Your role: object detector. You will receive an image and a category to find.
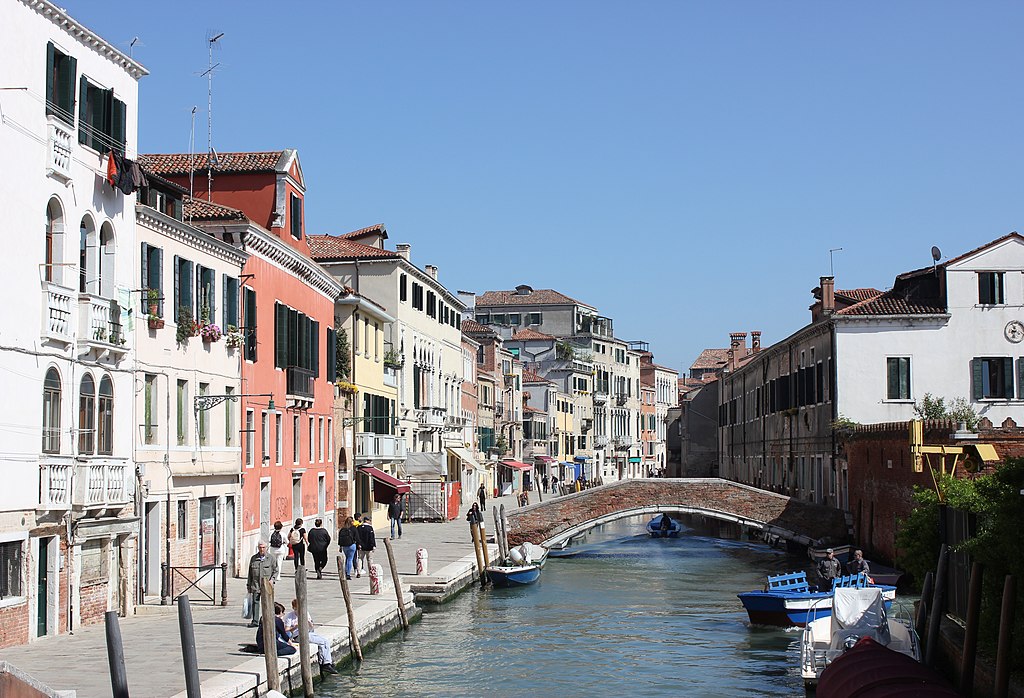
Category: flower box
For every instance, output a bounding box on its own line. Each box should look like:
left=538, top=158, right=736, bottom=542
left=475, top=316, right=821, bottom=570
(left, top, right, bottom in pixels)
left=148, top=316, right=165, bottom=330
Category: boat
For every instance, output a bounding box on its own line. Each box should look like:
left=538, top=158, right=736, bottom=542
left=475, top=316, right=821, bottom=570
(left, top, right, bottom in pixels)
left=486, top=542, right=548, bottom=587
left=646, top=514, right=680, bottom=538
left=800, top=587, right=920, bottom=687
left=816, top=636, right=958, bottom=697
left=737, top=571, right=896, bottom=627
left=807, top=544, right=904, bottom=587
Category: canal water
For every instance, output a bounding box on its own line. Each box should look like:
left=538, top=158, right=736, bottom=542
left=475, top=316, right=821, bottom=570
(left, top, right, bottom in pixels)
left=327, top=515, right=814, bottom=697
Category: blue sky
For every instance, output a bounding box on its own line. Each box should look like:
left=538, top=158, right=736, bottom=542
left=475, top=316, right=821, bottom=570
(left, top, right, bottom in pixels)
left=68, top=2, right=1024, bottom=374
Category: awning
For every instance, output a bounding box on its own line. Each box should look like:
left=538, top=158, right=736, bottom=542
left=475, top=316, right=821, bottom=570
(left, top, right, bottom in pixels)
left=500, top=460, right=533, bottom=471
left=402, top=452, right=444, bottom=479
left=359, top=466, right=411, bottom=494
left=533, top=455, right=556, bottom=463
left=573, top=455, right=591, bottom=462
left=447, top=446, right=485, bottom=473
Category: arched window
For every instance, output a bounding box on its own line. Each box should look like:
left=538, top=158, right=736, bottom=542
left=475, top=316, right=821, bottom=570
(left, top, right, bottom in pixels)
left=45, top=198, right=65, bottom=284
left=78, top=374, right=95, bottom=455
left=79, top=216, right=93, bottom=294
left=97, top=375, right=113, bottom=455
left=98, top=221, right=114, bottom=298
left=42, top=368, right=61, bottom=453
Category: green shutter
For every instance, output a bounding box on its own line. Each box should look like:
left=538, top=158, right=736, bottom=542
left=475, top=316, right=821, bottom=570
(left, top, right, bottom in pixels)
left=181, top=261, right=193, bottom=316
left=61, top=54, right=76, bottom=121
left=111, top=98, right=126, bottom=154
left=972, top=359, right=984, bottom=400
left=244, top=288, right=257, bottom=361
left=1003, top=358, right=1014, bottom=399
left=45, top=42, right=55, bottom=115
left=275, top=303, right=287, bottom=369
left=77, top=76, right=88, bottom=144
left=312, top=320, right=319, bottom=378
left=155, top=247, right=163, bottom=316
left=1018, top=359, right=1024, bottom=400
left=140, top=242, right=149, bottom=313
left=173, top=255, right=180, bottom=321
left=327, top=328, right=337, bottom=383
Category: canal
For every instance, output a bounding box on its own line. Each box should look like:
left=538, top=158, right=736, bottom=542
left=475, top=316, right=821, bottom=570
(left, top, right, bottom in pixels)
left=328, top=514, right=814, bottom=697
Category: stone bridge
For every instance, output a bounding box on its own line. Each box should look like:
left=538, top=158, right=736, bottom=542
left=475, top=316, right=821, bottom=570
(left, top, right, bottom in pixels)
left=506, top=478, right=850, bottom=548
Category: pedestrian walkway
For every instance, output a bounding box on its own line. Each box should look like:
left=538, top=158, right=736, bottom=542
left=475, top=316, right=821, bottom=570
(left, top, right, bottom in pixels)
left=0, top=494, right=525, bottom=698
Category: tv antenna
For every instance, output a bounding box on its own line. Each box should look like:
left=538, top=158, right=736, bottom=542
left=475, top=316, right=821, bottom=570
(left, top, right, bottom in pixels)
left=128, top=37, right=140, bottom=58
left=188, top=106, right=197, bottom=220
left=200, top=31, right=224, bottom=201
left=829, top=247, right=843, bottom=277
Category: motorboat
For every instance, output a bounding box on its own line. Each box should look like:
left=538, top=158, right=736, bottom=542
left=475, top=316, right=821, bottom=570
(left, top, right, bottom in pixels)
left=800, top=587, right=920, bottom=687
left=738, top=571, right=896, bottom=627
left=486, top=542, right=548, bottom=587
left=816, top=636, right=958, bottom=697
left=807, top=544, right=904, bottom=586
left=646, top=514, right=680, bottom=538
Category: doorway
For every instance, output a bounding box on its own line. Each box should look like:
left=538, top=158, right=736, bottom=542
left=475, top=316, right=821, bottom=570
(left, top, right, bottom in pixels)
left=145, top=502, right=161, bottom=596
left=260, top=481, right=271, bottom=543
left=199, top=497, right=217, bottom=568
left=225, top=496, right=236, bottom=574
left=35, top=536, right=57, bottom=638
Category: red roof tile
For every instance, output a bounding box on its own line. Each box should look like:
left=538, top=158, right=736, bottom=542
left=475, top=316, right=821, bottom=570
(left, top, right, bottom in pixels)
left=509, top=328, right=555, bottom=341
left=835, top=292, right=946, bottom=317
left=521, top=368, right=554, bottom=384
left=183, top=197, right=248, bottom=222
left=477, top=288, right=594, bottom=308
left=307, top=234, right=400, bottom=260
left=836, top=288, right=884, bottom=302
left=690, top=349, right=729, bottom=370
left=141, top=151, right=286, bottom=175
left=522, top=405, right=545, bottom=414
left=340, top=224, right=387, bottom=240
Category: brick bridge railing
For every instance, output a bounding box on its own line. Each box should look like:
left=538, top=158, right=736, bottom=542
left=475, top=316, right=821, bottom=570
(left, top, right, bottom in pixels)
left=506, top=478, right=850, bottom=548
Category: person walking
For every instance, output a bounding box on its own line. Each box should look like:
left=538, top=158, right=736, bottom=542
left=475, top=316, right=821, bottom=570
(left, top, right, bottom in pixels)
left=246, top=541, right=278, bottom=628
left=388, top=495, right=404, bottom=540
left=817, top=548, right=842, bottom=587
left=268, top=521, right=287, bottom=582
left=355, top=515, right=376, bottom=578
left=307, top=518, right=332, bottom=579
left=466, top=502, right=483, bottom=526
left=550, top=475, right=558, bottom=494
left=288, top=518, right=307, bottom=571
left=477, top=482, right=487, bottom=512
left=284, top=598, right=338, bottom=674
left=337, top=516, right=357, bottom=580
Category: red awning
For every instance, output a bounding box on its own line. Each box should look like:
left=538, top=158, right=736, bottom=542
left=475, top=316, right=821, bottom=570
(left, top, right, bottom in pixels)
left=500, top=460, right=533, bottom=471
left=533, top=456, right=556, bottom=463
left=359, top=466, right=411, bottom=495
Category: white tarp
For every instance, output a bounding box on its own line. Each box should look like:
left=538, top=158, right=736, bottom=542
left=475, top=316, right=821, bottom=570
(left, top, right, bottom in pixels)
left=831, top=587, right=890, bottom=644
left=447, top=446, right=485, bottom=473
left=402, top=451, right=444, bottom=479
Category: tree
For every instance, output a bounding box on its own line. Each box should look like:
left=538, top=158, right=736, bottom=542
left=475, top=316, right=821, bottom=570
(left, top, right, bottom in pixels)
left=913, top=393, right=979, bottom=430
left=334, top=325, right=351, bottom=381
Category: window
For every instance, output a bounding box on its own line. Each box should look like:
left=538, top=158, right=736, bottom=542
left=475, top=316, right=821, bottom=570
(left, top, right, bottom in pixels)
left=292, top=476, right=302, bottom=519
left=198, top=383, right=209, bottom=445
left=427, top=291, right=436, bottom=318
left=261, top=412, right=269, bottom=465
left=978, top=272, right=1005, bottom=305
left=972, top=357, right=1013, bottom=400
left=273, top=302, right=319, bottom=377
left=176, top=501, right=188, bottom=540
left=45, top=42, right=77, bottom=124
left=400, top=274, right=408, bottom=302
left=318, top=474, right=326, bottom=515
left=45, top=198, right=64, bottom=284
left=42, top=368, right=61, bottom=454
left=195, top=265, right=216, bottom=323
left=97, top=375, right=113, bottom=455
left=374, top=322, right=380, bottom=362
left=222, top=276, right=239, bottom=330
left=140, top=243, right=163, bottom=316
left=290, top=193, right=303, bottom=239
left=318, top=417, right=325, bottom=462
left=309, top=416, right=315, bottom=462
left=293, top=415, right=300, bottom=464
left=176, top=380, right=188, bottom=445
left=243, top=287, right=257, bottom=361
left=78, top=76, right=125, bottom=153
left=412, top=283, right=423, bottom=310
left=78, top=374, right=95, bottom=455
left=0, top=540, right=23, bottom=599
left=476, top=313, right=490, bottom=324
left=244, top=409, right=254, bottom=467
left=173, top=256, right=194, bottom=323
left=326, top=327, right=337, bottom=383
left=886, top=357, right=911, bottom=400
left=528, top=312, right=542, bottom=325
left=224, top=387, right=234, bottom=446
left=509, top=313, right=521, bottom=325
left=327, top=418, right=333, bottom=461
left=275, top=413, right=282, bottom=465
left=493, top=313, right=507, bottom=325
left=80, top=539, right=108, bottom=583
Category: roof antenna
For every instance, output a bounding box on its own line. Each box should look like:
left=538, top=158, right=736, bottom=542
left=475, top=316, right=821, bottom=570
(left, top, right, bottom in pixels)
left=128, top=37, right=140, bottom=58
left=828, top=247, right=843, bottom=277
left=188, top=105, right=197, bottom=222
left=931, top=245, right=942, bottom=276
left=201, top=31, right=224, bottom=201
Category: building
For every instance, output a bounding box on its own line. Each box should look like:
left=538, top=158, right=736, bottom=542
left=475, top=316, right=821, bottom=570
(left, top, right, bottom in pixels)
left=134, top=174, right=247, bottom=599
left=144, top=150, right=341, bottom=561
left=0, top=0, right=147, bottom=646
left=638, top=347, right=680, bottom=477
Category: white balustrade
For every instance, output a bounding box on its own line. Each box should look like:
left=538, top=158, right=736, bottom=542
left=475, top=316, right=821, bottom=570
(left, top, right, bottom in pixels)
left=39, top=462, right=72, bottom=508
left=354, top=432, right=408, bottom=460
left=42, top=282, right=74, bottom=342
left=47, top=117, right=73, bottom=181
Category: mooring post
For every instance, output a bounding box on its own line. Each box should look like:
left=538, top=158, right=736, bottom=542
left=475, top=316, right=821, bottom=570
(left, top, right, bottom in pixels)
left=220, top=562, right=229, bottom=606
left=470, top=521, right=487, bottom=587
left=260, top=577, right=281, bottom=692
left=925, top=544, right=949, bottom=667
left=294, top=566, right=314, bottom=697
left=177, top=595, right=201, bottom=698
left=915, top=570, right=934, bottom=641
left=104, top=610, right=129, bottom=698
left=384, top=537, right=410, bottom=630
left=479, top=520, right=492, bottom=571
left=959, top=562, right=983, bottom=695
left=492, top=506, right=505, bottom=561
left=337, top=555, right=363, bottom=662
left=993, top=575, right=1016, bottom=698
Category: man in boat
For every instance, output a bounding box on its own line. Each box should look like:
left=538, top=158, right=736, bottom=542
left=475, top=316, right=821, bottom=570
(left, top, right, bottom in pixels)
left=660, top=514, right=673, bottom=531
left=817, top=548, right=842, bottom=586
left=849, top=549, right=871, bottom=577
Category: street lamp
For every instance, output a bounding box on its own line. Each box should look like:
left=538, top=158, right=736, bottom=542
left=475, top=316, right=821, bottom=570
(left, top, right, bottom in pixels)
left=194, top=392, right=275, bottom=414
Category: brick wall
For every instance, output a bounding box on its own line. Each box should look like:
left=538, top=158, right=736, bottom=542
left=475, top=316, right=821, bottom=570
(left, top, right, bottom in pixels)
left=78, top=579, right=108, bottom=627
left=0, top=600, right=29, bottom=649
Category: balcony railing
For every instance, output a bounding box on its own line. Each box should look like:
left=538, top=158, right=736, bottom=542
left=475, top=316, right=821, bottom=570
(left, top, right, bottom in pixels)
left=47, top=116, right=73, bottom=181
left=286, top=366, right=315, bottom=399
left=42, top=281, right=74, bottom=343
left=415, top=407, right=446, bottom=430
left=39, top=461, right=72, bottom=508
left=82, top=463, right=129, bottom=507
left=383, top=366, right=399, bottom=388
left=78, top=294, right=125, bottom=349
left=445, top=414, right=467, bottom=430
left=40, top=461, right=130, bottom=510
left=614, top=435, right=634, bottom=448
left=615, top=393, right=629, bottom=406
left=354, top=432, right=407, bottom=461
left=594, top=435, right=610, bottom=448
left=592, top=392, right=608, bottom=406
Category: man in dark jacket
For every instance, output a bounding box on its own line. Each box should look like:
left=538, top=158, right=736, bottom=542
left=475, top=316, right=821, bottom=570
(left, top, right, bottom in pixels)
left=356, top=515, right=376, bottom=578
left=388, top=496, right=404, bottom=540
left=246, top=542, right=278, bottom=627
left=307, top=518, right=332, bottom=580
left=817, top=548, right=842, bottom=587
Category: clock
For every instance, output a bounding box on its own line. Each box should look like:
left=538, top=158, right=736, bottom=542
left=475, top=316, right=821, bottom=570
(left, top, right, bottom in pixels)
left=1005, top=320, right=1024, bottom=343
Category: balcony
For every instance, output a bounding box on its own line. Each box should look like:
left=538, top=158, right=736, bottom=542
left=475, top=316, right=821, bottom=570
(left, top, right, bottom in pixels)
left=445, top=414, right=467, bottom=430
left=47, top=116, right=73, bottom=182
left=581, top=418, right=594, bottom=432
left=415, top=407, right=446, bottom=431
left=594, top=435, right=610, bottom=448
left=592, top=392, right=608, bottom=406
left=383, top=366, right=399, bottom=388
left=77, top=294, right=128, bottom=360
left=504, top=373, right=517, bottom=387
left=41, top=281, right=74, bottom=345
left=39, top=460, right=72, bottom=509
left=286, top=366, right=315, bottom=400
left=616, top=393, right=629, bottom=406
left=354, top=432, right=407, bottom=461
left=614, top=435, right=634, bottom=449
left=39, top=461, right=130, bottom=511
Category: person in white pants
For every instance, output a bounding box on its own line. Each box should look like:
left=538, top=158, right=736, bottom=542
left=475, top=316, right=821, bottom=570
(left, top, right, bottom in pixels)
left=269, top=521, right=288, bottom=582
left=284, top=599, right=337, bottom=674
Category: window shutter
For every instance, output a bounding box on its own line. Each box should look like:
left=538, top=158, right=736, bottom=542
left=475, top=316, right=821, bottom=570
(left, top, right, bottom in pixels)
left=1003, top=358, right=1014, bottom=399
left=45, top=42, right=55, bottom=115
left=972, top=359, right=983, bottom=400
left=1018, top=359, right=1024, bottom=400
left=155, top=247, right=163, bottom=316
left=182, top=261, right=193, bottom=316
left=222, top=275, right=228, bottom=329
left=111, top=98, right=126, bottom=154
left=327, top=328, right=336, bottom=383
left=886, top=358, right=897, bottom=400
left=173, top=255, right=180, bottom=321
left=312, top=320, right=319, bottom=378
left=275, top=303, right=287, bottom=369
left=77, top=76, right=88, bottom=144
left=244, top=288, right=257, bottom=361
left=140, top=242, right=149, bottom=313
left=208, top=269, right=216, bottom=322
left=62, top=54, right=77, bottom=120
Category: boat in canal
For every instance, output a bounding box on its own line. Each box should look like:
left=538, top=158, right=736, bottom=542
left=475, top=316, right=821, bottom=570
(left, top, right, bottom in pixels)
left=800, top=587, right=920, bottom=687
left=737, top=571, right=896, bottom=627
left=807, top=544, right=904, bottom=586
left=486, top=542, right=548, bottom=587
left=646, top=514, right=680, bottom=538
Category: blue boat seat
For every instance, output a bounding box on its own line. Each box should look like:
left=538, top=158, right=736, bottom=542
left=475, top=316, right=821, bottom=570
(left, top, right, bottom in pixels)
left=765, top=571, right=810, bottom=593
left=831, top=572, right=871, bottom=590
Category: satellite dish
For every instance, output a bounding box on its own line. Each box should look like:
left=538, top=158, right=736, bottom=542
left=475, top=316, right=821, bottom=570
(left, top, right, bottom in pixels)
left=931, top=246, right=942, bottom=262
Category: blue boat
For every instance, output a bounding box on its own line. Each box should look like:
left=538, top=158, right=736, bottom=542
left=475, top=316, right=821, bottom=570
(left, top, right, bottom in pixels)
left=486, top=563, right=542, bottom=587
left=646, top=514, right=680, bottom=538
left=737, top=571, right=896, bottom=627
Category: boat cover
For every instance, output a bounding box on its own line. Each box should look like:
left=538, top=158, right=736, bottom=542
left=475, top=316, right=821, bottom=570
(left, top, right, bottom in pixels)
left=817, top=637, right=959, bottom=698
left=831, top=587, right=890, bottom=644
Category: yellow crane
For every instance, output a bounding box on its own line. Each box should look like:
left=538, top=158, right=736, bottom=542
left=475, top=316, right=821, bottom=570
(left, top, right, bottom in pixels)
left=909, top=419, right=999, bottom=501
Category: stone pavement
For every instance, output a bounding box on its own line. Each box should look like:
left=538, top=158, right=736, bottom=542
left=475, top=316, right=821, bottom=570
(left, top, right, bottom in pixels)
left=0, top=494, right=524, bottom=698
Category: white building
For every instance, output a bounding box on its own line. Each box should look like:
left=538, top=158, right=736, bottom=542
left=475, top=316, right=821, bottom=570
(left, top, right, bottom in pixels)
left=0, top=0, right=146, bottom=645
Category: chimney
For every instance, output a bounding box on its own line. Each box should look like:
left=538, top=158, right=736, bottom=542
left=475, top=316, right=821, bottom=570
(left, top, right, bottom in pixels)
left=515, top=284, right=533, bottom=296
left=458, top=290, right=476, bottom=314
left=425, top=265, right=438, bottom=280
left=820, top=276, right=835, bottom=316
left=751, top=331, right=761, bottom=353
left=396, top=243, right=411, bottom=260
left=729, top=332, right=747, bottom=370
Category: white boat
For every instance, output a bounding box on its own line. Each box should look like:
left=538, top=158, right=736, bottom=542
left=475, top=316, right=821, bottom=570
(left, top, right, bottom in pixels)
left=800, top=587, right=920, bottom=686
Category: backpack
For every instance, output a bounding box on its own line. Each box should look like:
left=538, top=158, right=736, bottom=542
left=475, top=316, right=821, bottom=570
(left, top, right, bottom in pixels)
left=288, top=528, right=300, bottom=545
left=270, top=530, right=283, bottom=548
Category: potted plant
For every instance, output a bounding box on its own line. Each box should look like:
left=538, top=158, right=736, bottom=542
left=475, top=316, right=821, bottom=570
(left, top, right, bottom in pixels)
left=148, top=313, right=165, bottom=330
left=176, top=307, right=197, bottom=344
left=383, top=348, right=403, bottom=368
left=147, top=288, right=161, bottom=316
left=200, top=322, right=223, bottom=343
left=336, top=380, right=359, bottom=395
left=224, top=325, right=244, bottom=349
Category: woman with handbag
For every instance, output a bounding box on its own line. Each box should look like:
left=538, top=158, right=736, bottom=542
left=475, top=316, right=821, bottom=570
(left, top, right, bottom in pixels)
left=337, top=516, right=357, bottom=580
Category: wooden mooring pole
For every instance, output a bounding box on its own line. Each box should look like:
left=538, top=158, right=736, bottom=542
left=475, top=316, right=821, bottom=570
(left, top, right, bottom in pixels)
left=294, top=566, right=314, bottom=698
left=492, top=506, right=505, bottom=561
left=260, top=578, right=281, bottom=693
left=479, top=521, right=492, bottom=571
left=993, top=575, right=1016, bottom=698
left=104, top=610, right=129, bottom=698
left=915, top=570, right=934, bottom=641
left=959, top=562, right=983, bottom=696
left=925, top=544, right=949, bottom=667
left=383, top=537, right=410, bottom=630
left=176, top=596, right=201, bottom=698
left=470, top=522, right=487, bottom=587
left=336, top=555, right=363, bottom=662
